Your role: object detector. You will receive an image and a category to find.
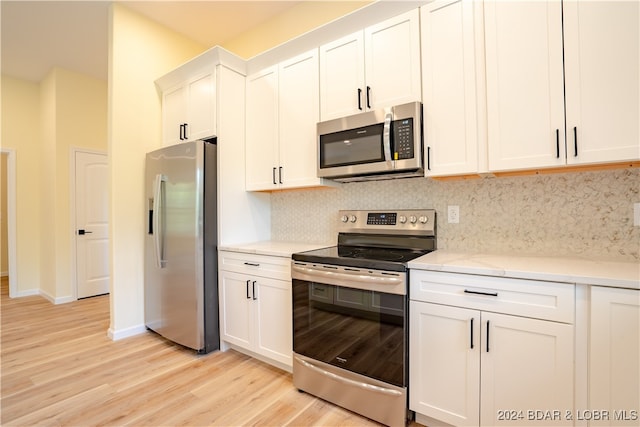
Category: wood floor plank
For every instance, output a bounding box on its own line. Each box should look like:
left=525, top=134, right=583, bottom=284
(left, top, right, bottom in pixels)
left=0, top=278, right=420, bottom=426
left=4, top=384, right=116, bottom=427
left=245, top=386, right=318, bottom=426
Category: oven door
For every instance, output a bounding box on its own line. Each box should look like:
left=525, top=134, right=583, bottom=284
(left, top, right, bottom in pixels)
left=291, top=262, right=408, bottom=388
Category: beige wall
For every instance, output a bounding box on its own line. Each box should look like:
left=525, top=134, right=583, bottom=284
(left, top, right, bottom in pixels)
left=1, top=76, right=42, bottom=293
left=1, top=153, right=8, bottom=275
left=108, top=3, right=206, bottom=337
left=0, top=68, right=107, bottom=299
left=53, top=68, right=108, bottom=300
left=39, top=70, right=57, bottom=298
left=106, top=1, right=375, bottom=337
left=222, top=1, right=371, bottom=58
left=38, top=68, right=109, bottom=301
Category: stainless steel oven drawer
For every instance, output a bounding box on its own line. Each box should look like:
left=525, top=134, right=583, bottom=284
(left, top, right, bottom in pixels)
left=293, top=353, right=408, bottom=426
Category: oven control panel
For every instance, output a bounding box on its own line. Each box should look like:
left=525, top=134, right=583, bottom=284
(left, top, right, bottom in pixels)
left=338, top=209, right=436, bottom=235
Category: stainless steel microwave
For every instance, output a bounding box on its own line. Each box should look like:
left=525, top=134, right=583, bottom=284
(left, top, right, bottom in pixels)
left=317, top=101, right=424, bottom=182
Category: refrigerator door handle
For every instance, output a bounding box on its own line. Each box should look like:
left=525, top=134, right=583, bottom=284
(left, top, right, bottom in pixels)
left=153, top=173, right=166, bottom=269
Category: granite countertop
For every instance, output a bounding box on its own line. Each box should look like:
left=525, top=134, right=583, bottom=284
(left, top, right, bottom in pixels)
left=219, top=241, right=332, bottom=258
left=408, top=250, right=640, bottom=290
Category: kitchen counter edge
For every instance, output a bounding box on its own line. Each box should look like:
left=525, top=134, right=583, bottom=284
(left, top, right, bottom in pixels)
left=408, top=250, right=640, bottom=290
left=219, top=241, right=332, bottom=258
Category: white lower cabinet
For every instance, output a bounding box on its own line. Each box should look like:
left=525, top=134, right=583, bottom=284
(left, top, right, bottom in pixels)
left=218, top=251, right=292, bottom=370
left=589, top=286, right=640, bottom=426
left=410, top=302, right=480, bottom=425
left=410, top=270, right=575, bottom=426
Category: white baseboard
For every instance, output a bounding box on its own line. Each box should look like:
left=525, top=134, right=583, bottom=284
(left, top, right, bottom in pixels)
left=108, top=324, right=147, bottom=341
left=223, top=341, right=292, bottom=373
left=39, top=289, right=74, bottom=305
left=13, top=288, right=40, bottom=298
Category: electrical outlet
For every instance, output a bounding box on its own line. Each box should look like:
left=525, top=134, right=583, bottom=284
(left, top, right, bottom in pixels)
left=634, top=203, right=640, bottom=227
left=448, top=205, right=460, bottom=224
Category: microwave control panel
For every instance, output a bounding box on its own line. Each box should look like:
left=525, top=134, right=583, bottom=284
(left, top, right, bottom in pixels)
left=392, top=118, right=414, bottom=160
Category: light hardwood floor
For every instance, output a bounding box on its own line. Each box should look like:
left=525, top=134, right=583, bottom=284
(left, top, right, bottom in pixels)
left=1, top=278, right=418, bottom=426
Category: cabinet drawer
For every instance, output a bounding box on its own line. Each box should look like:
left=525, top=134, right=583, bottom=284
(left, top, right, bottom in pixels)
left=219, top=251, right=291, bottom=281
left=410, top=270, right=574, bottom=323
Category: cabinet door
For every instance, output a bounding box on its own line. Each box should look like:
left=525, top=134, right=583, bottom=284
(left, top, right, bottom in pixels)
left=422, top=0, right=483, bottom=177
left=254, top=277, right=292, bottom=367
left=409, top=301, right=480, bottom=426
left=481, top=312, right=574, bottom=426
left=365, top=9, right=421, bottom=110
left=563, top=1, right=640, bottom=165
left=185, top=72, right=216, bottom=142
left=319, top=31, right=365, bottom=120
left=485, top=0, right=565, bottom=171
left=162, top=85, right=187, bottom=146
left=219, top=270, right=252, bottom=349
left=246, top=66, right=279, bottom=191
left=278, top=49, right=322, bottom=189
left=590, top=287, right=640, bottom=426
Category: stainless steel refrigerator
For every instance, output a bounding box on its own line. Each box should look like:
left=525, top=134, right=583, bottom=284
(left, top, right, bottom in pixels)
left=144, top=139, right=219, bottom=353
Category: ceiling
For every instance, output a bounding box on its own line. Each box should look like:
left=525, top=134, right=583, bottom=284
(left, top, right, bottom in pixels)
left=1, top=1, right=303, bottom=82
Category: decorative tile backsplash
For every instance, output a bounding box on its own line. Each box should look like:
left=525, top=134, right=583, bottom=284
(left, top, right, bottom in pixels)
left=271, top=168, right=640, bottom=261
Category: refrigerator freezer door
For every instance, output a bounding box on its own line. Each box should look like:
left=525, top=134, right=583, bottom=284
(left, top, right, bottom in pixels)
left=145, top=141, right=205, bottom=350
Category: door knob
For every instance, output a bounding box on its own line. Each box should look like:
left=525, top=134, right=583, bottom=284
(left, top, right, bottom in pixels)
left=77, top=229, right=93, bottom=235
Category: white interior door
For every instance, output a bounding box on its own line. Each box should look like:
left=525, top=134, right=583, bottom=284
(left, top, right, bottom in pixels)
left=75, top=151, right=109, bottom=298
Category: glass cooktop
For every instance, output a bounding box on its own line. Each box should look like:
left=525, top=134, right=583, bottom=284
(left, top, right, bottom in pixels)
left=292, top=244, right=433, bottom=272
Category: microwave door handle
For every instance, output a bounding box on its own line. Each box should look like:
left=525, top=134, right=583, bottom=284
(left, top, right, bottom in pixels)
left=383, top=112, right=393, bottom=166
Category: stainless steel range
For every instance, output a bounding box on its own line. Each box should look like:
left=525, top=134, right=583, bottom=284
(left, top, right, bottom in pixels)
left=291, top=209, right=436, bottom=426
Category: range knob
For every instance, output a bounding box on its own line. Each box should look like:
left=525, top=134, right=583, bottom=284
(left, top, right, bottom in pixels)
left=341, top=215, right=349, bottom=223
left=409, top=215, right=417, bottom=224
left=419, top=215, right=429, bottom=224
left=349, top=215, right=357, bottom=223
left=398, top=215, right=407, bottom=224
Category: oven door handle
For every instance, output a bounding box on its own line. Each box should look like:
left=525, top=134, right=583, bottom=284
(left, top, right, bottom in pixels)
left=292, top=265, right=404, bottom=286
left=294, top=356, right=402, bottom=397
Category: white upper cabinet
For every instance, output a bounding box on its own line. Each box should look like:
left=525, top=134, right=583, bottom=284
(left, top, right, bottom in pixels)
left=246, top=49, right=334, bottom=191
left=485, top=0, right=640, bottom=172
left=245, top=66, right=279, bottom=191
left=563, top=1, right=640, bottom=165
left=319, top=9, right=421, bottom=121
left=484, top=0, right=565, bottom=171
left=278, top=50, right=323, bottom=189
left=161, top=85, right=187, bottom=147
left=319, top=32, right=365, bottom=121
left=161, top=71, right=216, bottom=146
left=364, top=9, right=422, bottom=111
left=421, top=0, right=486, bottom=177
left=185, top=73, right=216, bottom=141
